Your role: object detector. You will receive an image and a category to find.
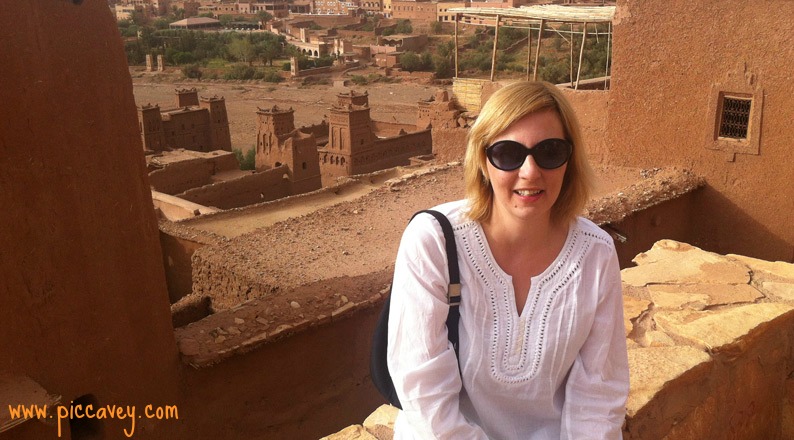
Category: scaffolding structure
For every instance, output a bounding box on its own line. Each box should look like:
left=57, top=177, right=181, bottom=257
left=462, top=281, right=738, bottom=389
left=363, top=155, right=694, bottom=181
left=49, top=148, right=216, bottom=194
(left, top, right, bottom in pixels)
left=449, top=5, right=616, bottom=90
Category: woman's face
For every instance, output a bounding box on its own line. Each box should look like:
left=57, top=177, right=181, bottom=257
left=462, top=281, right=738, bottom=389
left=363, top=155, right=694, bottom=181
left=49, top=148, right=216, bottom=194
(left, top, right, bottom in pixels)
left=485, top=109, right=568, bottom=226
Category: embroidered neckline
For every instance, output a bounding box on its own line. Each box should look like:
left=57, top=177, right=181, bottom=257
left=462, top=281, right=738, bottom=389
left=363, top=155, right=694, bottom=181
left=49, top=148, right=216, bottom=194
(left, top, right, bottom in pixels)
left=459, top=219, right=593, bottom=384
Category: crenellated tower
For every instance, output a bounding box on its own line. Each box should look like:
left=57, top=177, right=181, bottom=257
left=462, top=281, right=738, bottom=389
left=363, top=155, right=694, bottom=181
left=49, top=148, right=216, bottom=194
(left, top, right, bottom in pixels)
left=200, top=95, right=231, bottom=151
left=324, top=90, right=374, bottom=179
left=138, top=104, right=165, bottom=152
left=254, top=105, right=321, bottom=193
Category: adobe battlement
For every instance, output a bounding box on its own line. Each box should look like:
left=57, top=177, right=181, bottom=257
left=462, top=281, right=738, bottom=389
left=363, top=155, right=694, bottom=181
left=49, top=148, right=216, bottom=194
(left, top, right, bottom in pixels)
left=138, top=89, right=232, bottom=153
left=200, top=95, right=225, bottom=103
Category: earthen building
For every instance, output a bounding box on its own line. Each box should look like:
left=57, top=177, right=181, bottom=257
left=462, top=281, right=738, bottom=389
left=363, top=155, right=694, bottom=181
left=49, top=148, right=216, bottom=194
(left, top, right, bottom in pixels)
left=138, top=88, right=232, bottom=153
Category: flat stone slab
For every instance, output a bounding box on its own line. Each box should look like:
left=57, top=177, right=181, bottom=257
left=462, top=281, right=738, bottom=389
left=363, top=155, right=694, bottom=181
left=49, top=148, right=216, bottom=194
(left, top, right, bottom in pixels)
left=761, top=281, right=794, bottom=302
left=622, top=240, right=749, bottom=287
left=647, top=283, right=762, bottom=310
left=654, top=303, right=794, bottom=351
left=730, top=254, right=794, bottom=280
left=363, top=404, right=398, bottom=430
left=626, top=346, right=711, bottom=416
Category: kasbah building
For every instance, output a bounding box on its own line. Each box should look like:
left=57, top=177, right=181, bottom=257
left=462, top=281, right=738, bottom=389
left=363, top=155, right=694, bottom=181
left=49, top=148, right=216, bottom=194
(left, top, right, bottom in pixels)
left=2, top=1, right=794, bottom=440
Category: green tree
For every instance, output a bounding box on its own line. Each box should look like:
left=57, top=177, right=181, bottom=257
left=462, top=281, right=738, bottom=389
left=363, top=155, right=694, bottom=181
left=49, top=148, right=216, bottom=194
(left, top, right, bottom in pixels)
left=228, top=36, right=256, bottom=65
left=257, top=11, right=272, bottom=29
left=130, top=10, right=149, bottom=26
left=218, top=15, right=234, bottom=27
left=254, top=34, right=284, bottom=66
left=394, top=19, right=412, bottom=34
left=153, top=18, right=170, bottom=30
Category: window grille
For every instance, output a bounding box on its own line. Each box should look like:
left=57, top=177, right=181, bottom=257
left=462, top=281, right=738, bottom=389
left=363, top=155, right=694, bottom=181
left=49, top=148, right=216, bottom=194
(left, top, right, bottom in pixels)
left=719, top=97, right=752, bottom=139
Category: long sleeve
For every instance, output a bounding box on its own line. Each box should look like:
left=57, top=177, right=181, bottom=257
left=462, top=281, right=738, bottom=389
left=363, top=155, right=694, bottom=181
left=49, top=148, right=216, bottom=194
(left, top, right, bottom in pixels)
left=561, top=247, right=629, bottom=439
left=387, top=213, right=488, bottom=439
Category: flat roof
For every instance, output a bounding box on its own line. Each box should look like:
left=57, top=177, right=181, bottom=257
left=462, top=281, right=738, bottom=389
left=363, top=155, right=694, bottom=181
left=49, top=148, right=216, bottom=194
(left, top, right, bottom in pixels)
left=170, top=17, right=221, bottom=26
left=449, top=4, right=616, bottom=24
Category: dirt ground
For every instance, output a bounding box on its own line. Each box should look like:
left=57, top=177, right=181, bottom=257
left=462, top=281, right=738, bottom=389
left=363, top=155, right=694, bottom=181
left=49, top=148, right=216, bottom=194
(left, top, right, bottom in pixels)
left=131, top=71, right=445, bottom=151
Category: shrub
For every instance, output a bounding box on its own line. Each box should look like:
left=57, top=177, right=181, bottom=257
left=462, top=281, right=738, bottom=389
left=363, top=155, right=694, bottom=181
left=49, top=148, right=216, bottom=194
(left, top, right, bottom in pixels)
left=170, top=51, right=196, bottom=65
left=224, top=64, right=257, bottom=80
left=233, top=148, right=256, bottom=170
left=400, top=51, right=433, bottom=72
left=350, top=75, right=368, bottom=85
left=262, top=71, right=283, bottom=83
left=394, top=19, right=412, bottom=34
left=182, top=64, right=203, bottom=79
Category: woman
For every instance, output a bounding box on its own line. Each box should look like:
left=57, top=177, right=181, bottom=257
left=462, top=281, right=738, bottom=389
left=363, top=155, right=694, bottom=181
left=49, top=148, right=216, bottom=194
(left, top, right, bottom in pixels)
left=387, top=81, right=629, bottom=439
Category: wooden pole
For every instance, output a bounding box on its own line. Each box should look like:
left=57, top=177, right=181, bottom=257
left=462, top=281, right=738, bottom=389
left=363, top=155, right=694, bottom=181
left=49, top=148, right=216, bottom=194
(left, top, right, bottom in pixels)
left=526, top=24, right=532, bottom=81
left=575, top=21, right=588, bottom=90
left=490, top=15, right=500, bottom=81
left=605, top=22, right=611, bottom=89
left=569, top=23, right=574, bottom=86
left=454, top=14, right=459, bottom=78
left=532, top=19, right=545, bottom=81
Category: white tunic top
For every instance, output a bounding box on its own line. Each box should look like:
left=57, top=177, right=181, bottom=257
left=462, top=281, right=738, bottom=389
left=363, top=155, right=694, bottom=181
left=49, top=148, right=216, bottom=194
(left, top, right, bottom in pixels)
left=387, top=200, right=629, bottom=439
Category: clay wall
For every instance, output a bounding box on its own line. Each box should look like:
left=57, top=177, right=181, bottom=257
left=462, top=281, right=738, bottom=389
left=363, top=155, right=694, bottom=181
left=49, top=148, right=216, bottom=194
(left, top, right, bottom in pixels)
left=152, top=190, right=219, bottom=221
left=293, top=65, right=334, bottom=77
left=299, top=121, right=330, bottom=140
left=177, top=166, right=293, bottom=209
left=558, top=88, right=610, bottom=162
left=162, top=109, right=213, bottom=151
left=377, top=34, right=428, bottom=52
left=608, top=192, right=701, bottom=268
left=286, top=135, right=324, bottom=193
left=370, top=44, right=405, bottom=55
left=600, top=0, right=794, bottom=262
left=201, top=98, right=232, bottom=152
left=289, top=13, right=362, bottom=28
left=417, top=92, right=461, bottom=130
left=370, top=120, right=416, bottom=136
left=0, top=2, right=180, bottom=439
left=431, top=126, right=469, bottom=162
left=391, top=0, right=437, bottom=23
left=352, top=129, right=432, bottom=174
left=375, top=52, right=401, bottom=68
left=160, top=232, right=206, bottom=304
left=149, top=158, right=215, bottom=194
left=437, top=1, right=467, bottom=22
left=174, top=301, right=385, bottom=440
left=207, top=150, right=240, bottom=172
left=336, top=29, right=374, bottom=39
left=139, top=105, right=166, bottom=151
left=176, top=89, right=200, bottom=107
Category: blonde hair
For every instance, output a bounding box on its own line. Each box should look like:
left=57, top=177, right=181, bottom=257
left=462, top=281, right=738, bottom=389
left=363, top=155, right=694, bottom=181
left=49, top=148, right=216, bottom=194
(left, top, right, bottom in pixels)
left=463, top=81, right=594, bottom=225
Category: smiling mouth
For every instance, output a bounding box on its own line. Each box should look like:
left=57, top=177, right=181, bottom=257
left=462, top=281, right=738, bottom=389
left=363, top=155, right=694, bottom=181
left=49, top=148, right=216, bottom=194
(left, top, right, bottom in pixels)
left=514, top=189, right=543, bottom=196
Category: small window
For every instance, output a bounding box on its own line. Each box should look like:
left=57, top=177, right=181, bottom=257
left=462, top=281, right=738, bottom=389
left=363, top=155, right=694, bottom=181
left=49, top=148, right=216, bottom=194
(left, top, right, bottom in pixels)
left=719, top=97, right=752, bottom=139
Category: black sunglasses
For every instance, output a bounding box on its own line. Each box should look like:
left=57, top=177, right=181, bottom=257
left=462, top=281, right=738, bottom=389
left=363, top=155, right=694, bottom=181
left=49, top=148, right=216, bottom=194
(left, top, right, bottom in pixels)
left=486, top=138, right=572, bottom=171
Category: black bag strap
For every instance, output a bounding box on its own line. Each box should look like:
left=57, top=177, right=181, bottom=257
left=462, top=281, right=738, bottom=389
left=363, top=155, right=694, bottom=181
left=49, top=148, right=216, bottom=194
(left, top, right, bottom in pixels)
left=410, top=209, right=461, bottom=357
left=369, top=209, right=462, bottom=409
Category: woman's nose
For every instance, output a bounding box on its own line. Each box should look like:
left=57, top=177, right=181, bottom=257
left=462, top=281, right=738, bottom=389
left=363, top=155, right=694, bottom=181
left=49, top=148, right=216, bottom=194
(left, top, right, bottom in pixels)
left=518, top=154, right=542, bottom=179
